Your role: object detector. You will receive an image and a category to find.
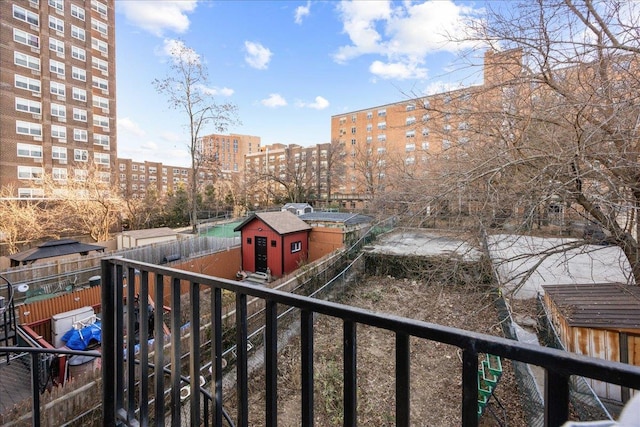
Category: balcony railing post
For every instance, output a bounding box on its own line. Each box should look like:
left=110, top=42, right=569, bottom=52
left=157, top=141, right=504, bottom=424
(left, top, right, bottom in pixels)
left=126, top=267, right=137, bottom=422
left=30, top=352, right=41, bottom=427
left=189, top=281, right=202, bottom=427
left=101, top=259, right=116, bottom=426
left=115, top=264, right=125, bottom=415
left=545, top=369, right=570, bottom=426
left=139, top=270, right=150, bottom=426
left=462, top=348, right=479, bottom=427
left=236, top=293, right=249, bottom=427
left=212, top=287, right=223, bottom=427
left=170, top=277, right=182, bottom=426
left=344, top=320, right=357, bottom=427
left=396, top=332, right=410, bottom=427
left=154, top=274, right=166, bottom=425
left=265, top=300, right=278, bottom=427
left=301, top=309, right=314, bottom=426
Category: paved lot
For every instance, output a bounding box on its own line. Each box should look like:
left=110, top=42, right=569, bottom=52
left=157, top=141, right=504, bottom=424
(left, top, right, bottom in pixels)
left=366, top=228, right=482, bottom=261
left=486, top=234, right=633, bottom=299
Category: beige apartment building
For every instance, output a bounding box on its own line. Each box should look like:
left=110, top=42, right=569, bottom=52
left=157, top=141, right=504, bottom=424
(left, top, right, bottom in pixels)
left=117, top=158, right=190, bottom=199
left=0, top=0, right=117, bottom=198
left=243, top=142, right=340, bottom=208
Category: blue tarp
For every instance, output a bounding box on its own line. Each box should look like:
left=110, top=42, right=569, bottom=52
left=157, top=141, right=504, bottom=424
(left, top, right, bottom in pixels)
left=61, top=321, right=102, bottom=350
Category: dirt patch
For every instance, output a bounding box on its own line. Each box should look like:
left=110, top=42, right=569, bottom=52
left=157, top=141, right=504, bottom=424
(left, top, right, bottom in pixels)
left=226, top=275, right=528, bottom=426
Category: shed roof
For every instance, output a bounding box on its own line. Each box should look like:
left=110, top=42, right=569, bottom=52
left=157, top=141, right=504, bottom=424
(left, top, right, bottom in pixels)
left=234, top=211, right=311, bottom=235
left=121, top=227, right=178, bottom=239
left=299, top=212, right=373, bottom=226
left=9, top=239, right=106, bottom=265
left=543, top=283, right=640, bottom=329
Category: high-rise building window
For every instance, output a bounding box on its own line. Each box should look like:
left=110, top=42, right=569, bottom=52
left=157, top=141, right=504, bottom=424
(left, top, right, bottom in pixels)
left=13, top=28, right=40, bottom=49
left=73, top=108, right=87, bottom=122
left=74, top=149, right=89, bottom=162
left=15, top=97, right=42, bottom=115
left=71, top=4, right=85, bottom=20
left=71, top=25, right=86, bottom=41
left=72, top=67, right=86, bottom=82
left=51, top=103, right=66, bottom=119
left=13, top=5, right=40, bottom=26
left=17, top=166, right=43, bottom=180
left=50, top=81, right=66, bottom=97
left=15, top=75, right=41, bottom=93
left=49, top=37, right=65, bottom=54
left=92, top=38, right=108, bottom=55
left=93, top=96, right=109, bottom=110
left=51, top=125, right=67, bottom=140
left=95, top=153, right=110, bottom=166
left=94, top=134, right=110, bottom=147
left=72, top=87, right=87, bottom=102
left=74, top=129, right=88, bottom=142
left=49, top=16, right=64, bottom=33
left=48, top=0, right=64, bottom=12
left=91, top=18, right=108, bottom=36
left=92, top=76, right=108, bottom=91
left=92, top=57, right=108, bottom=73
left=17, top=143, right=43, bottom=159
left=91, top=0, right=108, bottom=15
left=71, top=46, right=87, bottom=62
left=94, top=114, right=109, bottom=129
left=53, top=167, right=68, bottom=181
left=50, top=59, right=65, bottom=75
left=52, top=146, right=67, bottom=161
left=15, top=52, right=40, bottom=71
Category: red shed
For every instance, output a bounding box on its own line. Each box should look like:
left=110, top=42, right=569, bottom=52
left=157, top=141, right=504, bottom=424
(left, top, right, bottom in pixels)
left=234, top=211, right=311, bottom=277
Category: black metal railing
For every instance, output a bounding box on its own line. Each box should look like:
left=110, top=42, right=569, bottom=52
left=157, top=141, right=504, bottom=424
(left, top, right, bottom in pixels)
left=99, top=257, right=640, bottom=427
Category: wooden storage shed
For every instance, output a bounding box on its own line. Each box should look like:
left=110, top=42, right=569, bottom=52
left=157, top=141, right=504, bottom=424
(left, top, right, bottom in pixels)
left=543, top=283, right=640, bottom=403
left=234, top=211, right=311, bottom=277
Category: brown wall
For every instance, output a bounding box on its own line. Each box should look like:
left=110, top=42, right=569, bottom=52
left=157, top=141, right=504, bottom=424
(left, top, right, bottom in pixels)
left=308, top=228, right=344, bottom=262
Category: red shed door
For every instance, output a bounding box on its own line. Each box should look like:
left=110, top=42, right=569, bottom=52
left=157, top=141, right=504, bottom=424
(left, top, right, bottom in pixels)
left=255, top=236, right=268, bottom=273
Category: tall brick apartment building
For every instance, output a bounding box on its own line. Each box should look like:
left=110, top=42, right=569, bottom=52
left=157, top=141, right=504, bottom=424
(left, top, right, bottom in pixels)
left=0, top=0, right=116, bottom=198
left=329, top=49, right=521, bottom=210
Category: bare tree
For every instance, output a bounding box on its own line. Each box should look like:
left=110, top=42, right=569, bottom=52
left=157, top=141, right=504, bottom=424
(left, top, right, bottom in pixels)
left=412, top=0, right=640, bottom=282
left=44, top=168, right=123, bottom=242
left=0, top=186, right=60, bottom=254
left=121, top=185, right=163, bottom=230
left=154, top=41, right=239, bottom=233
left=322, top=139, right=347, bottom=203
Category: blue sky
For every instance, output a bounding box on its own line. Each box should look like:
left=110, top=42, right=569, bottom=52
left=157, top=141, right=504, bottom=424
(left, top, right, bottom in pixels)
left=115, top=1, right=487, bottom=167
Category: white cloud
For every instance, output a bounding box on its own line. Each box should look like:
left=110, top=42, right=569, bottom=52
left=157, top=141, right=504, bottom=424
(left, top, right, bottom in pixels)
left=118, top=117, right=146, bottom=138
left=295, top=1, right=312, bottom=24
left=118, top=1, right=197, bottom=37
left=333, top=0, right=482, bottom=80
left=195, top=84, right=235, bottom=97
left=162, top=39, right=201, bottom=65
left=244, top=41, right=273, bottom=70
left=261, top=94, right=287, bottom=108
left=369, top=60, right=427, bottom=80
left=297, top=96, right=330, bottom=110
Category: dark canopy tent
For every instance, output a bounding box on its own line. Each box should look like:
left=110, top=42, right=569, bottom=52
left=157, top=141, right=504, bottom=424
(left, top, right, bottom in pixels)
left=9, top=239, right=106, bottom=267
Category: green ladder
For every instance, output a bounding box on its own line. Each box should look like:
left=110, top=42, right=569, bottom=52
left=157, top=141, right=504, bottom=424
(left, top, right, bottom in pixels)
left=477, top=353, right=503, bottom=417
